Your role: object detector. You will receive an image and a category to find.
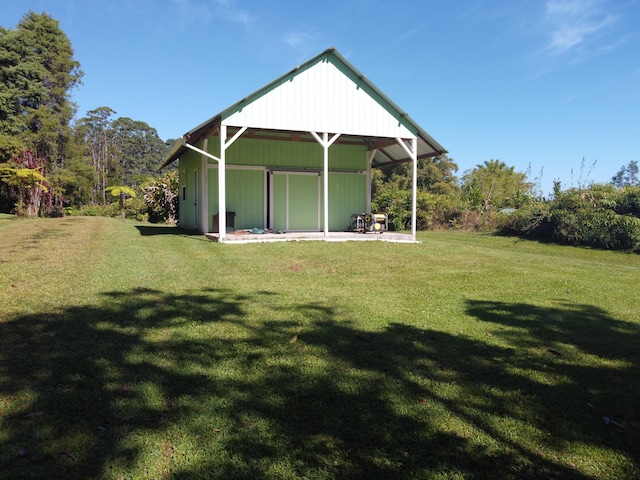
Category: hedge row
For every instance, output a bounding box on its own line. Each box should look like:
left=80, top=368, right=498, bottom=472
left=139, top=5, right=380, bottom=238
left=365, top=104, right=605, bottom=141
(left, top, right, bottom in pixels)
left=499, top=185, right=640, bottom=252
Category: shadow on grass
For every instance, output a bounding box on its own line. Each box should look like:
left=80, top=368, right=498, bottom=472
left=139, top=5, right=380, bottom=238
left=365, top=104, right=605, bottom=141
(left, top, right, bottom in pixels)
left=464, top=300, right=640, bottom=456
left=134, top=225, right=206, bottom=239
left=1, top=290, right=638, bottom=479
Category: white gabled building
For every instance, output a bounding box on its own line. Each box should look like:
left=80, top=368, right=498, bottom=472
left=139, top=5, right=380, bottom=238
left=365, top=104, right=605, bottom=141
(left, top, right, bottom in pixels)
left=160, top=48, right=447, bottom=242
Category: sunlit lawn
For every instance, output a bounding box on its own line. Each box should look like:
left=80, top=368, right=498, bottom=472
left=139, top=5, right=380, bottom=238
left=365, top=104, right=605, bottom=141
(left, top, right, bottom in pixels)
left=1, top=214, right=639, bottom=479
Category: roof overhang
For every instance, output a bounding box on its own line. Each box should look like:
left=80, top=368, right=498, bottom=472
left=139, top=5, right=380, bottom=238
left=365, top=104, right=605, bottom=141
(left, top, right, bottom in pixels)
left=159, top=124, right=445, bottom=171
left=158, top=48, right=446, bottom=171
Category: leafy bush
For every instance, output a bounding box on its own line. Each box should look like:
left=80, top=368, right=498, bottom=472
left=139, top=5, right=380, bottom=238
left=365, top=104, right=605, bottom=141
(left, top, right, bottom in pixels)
left=498, top=203, right=551, bottom=237
left=614, top=186, right=640, bottom=217
left=142, top=171, right=178, bottom=224
left=65, top=196, right=148, bottom=222
left=499, top=184, right=640, bottom=252
left=64, top=172, right=181, bottom=224
left=65, top=204, right=112, bottom=217
left=372, top=189, right=478, bottom=231
left=371, top=189, right=411, bottom=231
left=122, top=196, right=149, bottom=222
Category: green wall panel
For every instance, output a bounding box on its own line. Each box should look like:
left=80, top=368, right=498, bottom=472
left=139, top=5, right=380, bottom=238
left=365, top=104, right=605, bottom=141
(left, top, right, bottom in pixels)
left=226, top=169, right=265, bottom=229
left=180, top=135, right=369, bottom=232
left=288, top=174, right=320, bottom=230
left=221, top=138, right=366, bottom=170
left=179, top=151, right=200, bottom=230
left=208, top=168, right=265, bottom=231
left=207, top=169, right=218, bottom=232
left=272, top=174, right=287, bottom=231
left=328, top=173, right=366, bottom=231
left=270, top=172, right=365, bottom=231
left=272, top=173, right=321, bottom=231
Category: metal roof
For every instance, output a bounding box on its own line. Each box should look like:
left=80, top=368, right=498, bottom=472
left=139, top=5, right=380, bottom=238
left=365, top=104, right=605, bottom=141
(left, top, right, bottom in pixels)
left=159, top=48, right=446, bottom=170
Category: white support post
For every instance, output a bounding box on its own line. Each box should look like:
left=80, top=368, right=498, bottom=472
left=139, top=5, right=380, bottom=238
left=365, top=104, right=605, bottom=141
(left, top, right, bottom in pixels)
left=219, top=126, right=227, bottom=239
left=201, top=138, right=209, bottom=234
left=366, top=149, right=377, bottom=213
left=322, top=132, right=329, bottom=236
left=396, top=137, right=418, bottom=240
left=411, top=137, right=417, bottom=240
left=311, top=131, right=340, bottom=236
left=217, top=126, right=247, bottom=240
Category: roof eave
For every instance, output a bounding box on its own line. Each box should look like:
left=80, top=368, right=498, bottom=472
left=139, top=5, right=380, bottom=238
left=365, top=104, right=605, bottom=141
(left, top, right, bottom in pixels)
left=157, top=47, right=447, bottom=170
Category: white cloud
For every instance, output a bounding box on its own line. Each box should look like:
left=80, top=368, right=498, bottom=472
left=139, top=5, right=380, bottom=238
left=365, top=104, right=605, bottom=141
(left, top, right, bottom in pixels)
left=169, top=0, right=255, bottom=28
left=544, top=0, right=618, bottom=54
left=284, top=31, right=311, bottom=49
left=561, top=94, right=578, bottom=103
left=213, top=0, right=256, bottom=26
left=222, top=10, right=255, bottom=26
left=169, top=0, right=213, bottom=25
left=282, top=29, right=323, bottom=60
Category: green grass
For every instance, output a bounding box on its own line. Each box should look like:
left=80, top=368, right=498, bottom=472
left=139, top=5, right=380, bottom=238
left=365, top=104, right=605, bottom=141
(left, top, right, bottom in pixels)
left=1, top=214, right=639, bottom=479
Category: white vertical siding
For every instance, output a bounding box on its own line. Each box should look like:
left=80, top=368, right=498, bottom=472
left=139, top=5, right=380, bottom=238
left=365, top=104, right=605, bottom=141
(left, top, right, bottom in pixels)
left=223, top=58, right=415, bottom=139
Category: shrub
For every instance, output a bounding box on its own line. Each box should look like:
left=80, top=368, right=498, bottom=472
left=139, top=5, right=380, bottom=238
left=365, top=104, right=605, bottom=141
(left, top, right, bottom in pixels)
left=371, top=189, right=411, bottom=231
left=614, top=186, right=640, bottom=217
left=65, top=204, right=113, bottom=217
left=498, top=185, right=640, bottom=252
left=142, top=171, right=179, bottom=224
left=372, top=190, right=472, bottom=231
left=498, top=203, right=551, bottom=238
left=65, top=197, right=148, bottom=222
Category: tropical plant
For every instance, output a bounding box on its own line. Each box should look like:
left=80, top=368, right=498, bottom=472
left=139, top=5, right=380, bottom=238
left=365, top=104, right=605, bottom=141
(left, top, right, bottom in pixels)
left=142, top=171, right=179, bottom=224
left=105, top=185, right=137, bottom=222
left=0, top=151, right=50, bottom=218
left=461, top=159, right=532, bottom=211
left=0, top=163, right=48, bottom=218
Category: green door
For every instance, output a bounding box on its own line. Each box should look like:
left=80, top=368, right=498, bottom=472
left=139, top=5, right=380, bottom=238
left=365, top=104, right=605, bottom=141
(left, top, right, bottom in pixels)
left=272, top=172, right=320, bottom=231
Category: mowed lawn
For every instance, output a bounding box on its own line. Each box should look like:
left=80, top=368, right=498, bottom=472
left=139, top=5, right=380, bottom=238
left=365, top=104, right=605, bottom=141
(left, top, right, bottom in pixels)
left=1, top=214, right=639, bottom=480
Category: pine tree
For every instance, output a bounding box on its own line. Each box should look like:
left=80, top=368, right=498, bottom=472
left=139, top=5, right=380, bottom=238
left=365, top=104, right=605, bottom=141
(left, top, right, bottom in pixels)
left=0, top=11, right=83, bottom=214
left=0, top=11, right=83, bottom=167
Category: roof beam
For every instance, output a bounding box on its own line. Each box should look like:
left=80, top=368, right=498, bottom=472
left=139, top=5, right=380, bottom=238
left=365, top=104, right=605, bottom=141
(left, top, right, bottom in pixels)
left=370, top=138, right=398, bottom=149
left=396, top=138, right=415, bottom=158
left=183, top=141, right=222, bottom=163
left=223, top=126, right=247, bottom=149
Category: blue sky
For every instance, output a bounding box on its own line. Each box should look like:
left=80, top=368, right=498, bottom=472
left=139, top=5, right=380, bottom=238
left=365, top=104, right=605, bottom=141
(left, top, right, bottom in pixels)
left=3, top=0, right=639, bottom=193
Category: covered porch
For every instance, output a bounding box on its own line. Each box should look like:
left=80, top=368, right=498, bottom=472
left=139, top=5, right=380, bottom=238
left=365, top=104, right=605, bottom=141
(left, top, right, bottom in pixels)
left=205, top=229, right=417, bottom=244
left=159, top=48, right=447, bottom=242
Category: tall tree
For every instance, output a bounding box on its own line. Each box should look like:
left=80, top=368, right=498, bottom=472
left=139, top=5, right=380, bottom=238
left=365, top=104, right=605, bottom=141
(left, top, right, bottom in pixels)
left=110, top=117, right=168, bottom=186
left=461, top=159, right=531, bottom=211
left=0, top=11, right=82, bottom=214
left=75, top=107, right=117, bottom=204
left=0, top=11, right=82, bottom=166
left=75, top=109, right=170, bottom=203
left=376, top=154, right=459, bottom=194
left=611, top=161, right=639, bottom=188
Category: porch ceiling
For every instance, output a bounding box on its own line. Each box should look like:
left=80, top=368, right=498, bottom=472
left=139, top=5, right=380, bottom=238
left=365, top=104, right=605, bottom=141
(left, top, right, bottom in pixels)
left=159, top=123, right=444, bottom=171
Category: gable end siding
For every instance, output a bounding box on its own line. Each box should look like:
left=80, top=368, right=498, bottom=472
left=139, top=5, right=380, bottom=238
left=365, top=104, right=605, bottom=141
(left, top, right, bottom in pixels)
left=223, top=56, right=416, bottom=139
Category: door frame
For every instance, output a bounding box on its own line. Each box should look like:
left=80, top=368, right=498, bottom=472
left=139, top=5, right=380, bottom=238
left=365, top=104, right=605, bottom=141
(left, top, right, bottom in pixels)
left=269, top=171, right=322, bottom=231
